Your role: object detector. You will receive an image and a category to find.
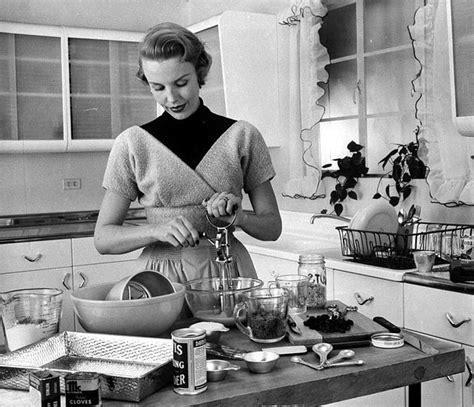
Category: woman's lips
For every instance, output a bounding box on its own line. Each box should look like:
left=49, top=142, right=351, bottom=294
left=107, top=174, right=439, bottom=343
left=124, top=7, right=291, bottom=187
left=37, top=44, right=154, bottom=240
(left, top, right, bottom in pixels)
left=169, top=104, right=186, bottom=113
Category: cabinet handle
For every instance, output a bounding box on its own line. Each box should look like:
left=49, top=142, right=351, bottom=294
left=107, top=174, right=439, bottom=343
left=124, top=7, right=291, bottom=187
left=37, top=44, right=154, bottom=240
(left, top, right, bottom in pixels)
left=79, top=272, right=88, bottom=288
left=62, top=273, right=72, bottom=290
left=466, top=356, right=472, bottom=387
left=446, top=375, right=454, bottom=383
left=354, top=292, right=374, bottom=306
left=23, top=253, right=42, bottom=262
left=446, top=312, right=472, bottom=328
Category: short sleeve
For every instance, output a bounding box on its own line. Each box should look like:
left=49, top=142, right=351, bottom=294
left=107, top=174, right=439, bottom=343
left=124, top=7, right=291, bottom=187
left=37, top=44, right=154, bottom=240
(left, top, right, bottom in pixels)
left=240, top=122, right=276, bottom=193
left=102, top=131, right=139, bottom=201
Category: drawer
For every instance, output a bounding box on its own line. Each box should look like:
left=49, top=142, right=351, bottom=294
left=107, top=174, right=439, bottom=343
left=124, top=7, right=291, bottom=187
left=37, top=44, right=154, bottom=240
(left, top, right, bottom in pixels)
left=72, top=237, right=141, bottom=265
left=333, top=269, right=404, bottom=326
left=0, top=240, right=72, bottom=273
left=405, top=284, right=473, bottom=346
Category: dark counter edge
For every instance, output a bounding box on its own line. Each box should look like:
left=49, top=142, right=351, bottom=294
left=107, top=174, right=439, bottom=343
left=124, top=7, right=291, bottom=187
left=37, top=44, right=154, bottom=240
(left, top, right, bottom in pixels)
left=403, top=271, right=474, bottom=295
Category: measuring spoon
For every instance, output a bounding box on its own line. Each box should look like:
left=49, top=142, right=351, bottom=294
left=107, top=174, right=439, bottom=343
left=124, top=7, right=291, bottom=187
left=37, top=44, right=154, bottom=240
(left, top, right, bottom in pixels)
left=325, top=349, right=355, bottom=366
left=311, top=343, right=333, bottom=366
left=291, top=356, right=364, bottom=371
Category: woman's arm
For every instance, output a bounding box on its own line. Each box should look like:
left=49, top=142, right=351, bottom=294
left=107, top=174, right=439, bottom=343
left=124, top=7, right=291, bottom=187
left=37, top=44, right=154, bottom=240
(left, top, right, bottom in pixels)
left=94, top=190, right=199, bottom=255
left=237, top=180, right=282, bottom=241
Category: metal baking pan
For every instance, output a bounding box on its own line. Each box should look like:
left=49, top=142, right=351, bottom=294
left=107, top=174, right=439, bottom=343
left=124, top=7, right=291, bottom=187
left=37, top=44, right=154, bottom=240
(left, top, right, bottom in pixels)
left=0, top=331, right=173, bottom=402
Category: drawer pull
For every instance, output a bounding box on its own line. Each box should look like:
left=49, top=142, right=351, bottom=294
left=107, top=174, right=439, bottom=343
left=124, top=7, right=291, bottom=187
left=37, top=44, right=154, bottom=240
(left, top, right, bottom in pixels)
left=62, top=273, right=72, bottom=290
left=354, top=292, right=374, bottom=306
left=466, top=356, right=472, bottom=387
left=23, top=253, right=42, bottom=263
left=446, top=312, right=472, bottom=328
left=446, top=375, right=454, bottom=383
left=79, top=272, right=88, bottom=288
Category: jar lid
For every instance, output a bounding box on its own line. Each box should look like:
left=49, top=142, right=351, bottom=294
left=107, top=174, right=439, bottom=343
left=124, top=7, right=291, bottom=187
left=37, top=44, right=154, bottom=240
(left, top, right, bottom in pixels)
left=298, top=253, right=325, bottom=263
left=370, top=333, right=404, bottom=349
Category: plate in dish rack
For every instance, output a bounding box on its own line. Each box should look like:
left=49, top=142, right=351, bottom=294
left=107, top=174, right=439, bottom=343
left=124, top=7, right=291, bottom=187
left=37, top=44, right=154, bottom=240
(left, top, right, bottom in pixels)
left=349, top=202, right=398, bottom=233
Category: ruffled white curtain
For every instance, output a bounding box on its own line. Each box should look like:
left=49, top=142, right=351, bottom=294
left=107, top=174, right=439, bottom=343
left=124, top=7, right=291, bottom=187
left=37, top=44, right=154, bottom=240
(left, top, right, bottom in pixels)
left=410, top=0, right=474, bottom=205
left=279, top=0, right=329, bottom=200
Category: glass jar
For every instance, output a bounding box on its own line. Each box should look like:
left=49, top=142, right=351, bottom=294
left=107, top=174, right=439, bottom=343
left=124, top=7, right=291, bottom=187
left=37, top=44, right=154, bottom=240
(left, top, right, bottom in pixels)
left=298, top=253, right=326, bottom=308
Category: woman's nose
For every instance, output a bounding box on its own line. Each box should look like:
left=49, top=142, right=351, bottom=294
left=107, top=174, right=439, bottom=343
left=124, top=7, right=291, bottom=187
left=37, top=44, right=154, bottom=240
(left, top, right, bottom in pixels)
left=165, top=87, right=179, bottom=103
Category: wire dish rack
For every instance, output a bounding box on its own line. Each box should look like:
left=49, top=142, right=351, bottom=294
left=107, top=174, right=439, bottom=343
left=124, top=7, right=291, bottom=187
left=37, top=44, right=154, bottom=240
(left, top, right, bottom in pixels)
left=336, top=221, right=474, bottom=270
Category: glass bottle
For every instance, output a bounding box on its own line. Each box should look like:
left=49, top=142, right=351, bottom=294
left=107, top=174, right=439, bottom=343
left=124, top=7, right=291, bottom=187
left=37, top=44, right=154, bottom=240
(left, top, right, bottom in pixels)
left=298, top=253, right=326, bottom=308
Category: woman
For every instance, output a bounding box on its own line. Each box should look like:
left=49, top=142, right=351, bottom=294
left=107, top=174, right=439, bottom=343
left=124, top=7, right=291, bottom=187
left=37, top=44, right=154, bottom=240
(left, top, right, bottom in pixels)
left=94, top=22, right=281, bottom=284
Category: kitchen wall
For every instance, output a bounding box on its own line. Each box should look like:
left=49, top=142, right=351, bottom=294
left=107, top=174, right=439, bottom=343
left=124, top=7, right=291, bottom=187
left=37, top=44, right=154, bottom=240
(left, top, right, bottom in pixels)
left=0, top=0, right=472, bottom=224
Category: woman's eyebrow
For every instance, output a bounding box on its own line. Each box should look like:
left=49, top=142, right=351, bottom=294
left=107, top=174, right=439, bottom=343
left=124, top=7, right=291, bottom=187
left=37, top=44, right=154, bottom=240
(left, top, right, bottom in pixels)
left=148, top=73, right=191, bottom=85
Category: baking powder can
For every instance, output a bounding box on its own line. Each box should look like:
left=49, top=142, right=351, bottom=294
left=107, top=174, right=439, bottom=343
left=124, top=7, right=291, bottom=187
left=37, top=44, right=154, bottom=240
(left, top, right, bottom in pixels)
left=29, top=371, right=61, bottom=407
left=65, top=372, right=102, bottom=406
left=172, top=327, right=207, bottom=395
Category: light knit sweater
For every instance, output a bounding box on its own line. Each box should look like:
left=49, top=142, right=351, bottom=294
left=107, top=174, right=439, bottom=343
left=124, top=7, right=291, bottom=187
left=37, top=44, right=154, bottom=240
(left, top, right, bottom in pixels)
left=103, top=120, right=275, bottom=233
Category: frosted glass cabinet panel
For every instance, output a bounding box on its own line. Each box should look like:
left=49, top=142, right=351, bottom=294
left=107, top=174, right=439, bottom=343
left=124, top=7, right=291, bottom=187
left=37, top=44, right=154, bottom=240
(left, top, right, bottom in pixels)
left=68, top=37, right=156, bottom=146
left=0, top=23, right=157, bottom=153
left=0, top=30, right=64, bottom=150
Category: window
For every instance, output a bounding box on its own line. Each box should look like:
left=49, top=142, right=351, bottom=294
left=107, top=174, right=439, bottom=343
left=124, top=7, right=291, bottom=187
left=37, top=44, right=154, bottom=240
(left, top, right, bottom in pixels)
left=319, top=0, right=422, bottom=173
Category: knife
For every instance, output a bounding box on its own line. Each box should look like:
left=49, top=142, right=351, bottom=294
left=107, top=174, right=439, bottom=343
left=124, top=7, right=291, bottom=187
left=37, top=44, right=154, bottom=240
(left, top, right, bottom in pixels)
left=287, top=315, right=302, bottom=335
left=373, top=316, right=439, bottom=355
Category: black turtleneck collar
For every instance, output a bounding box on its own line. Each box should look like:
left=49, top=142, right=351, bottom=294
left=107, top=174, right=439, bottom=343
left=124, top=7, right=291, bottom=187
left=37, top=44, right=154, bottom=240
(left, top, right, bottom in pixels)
left=140, top=99, right=236, bottom=169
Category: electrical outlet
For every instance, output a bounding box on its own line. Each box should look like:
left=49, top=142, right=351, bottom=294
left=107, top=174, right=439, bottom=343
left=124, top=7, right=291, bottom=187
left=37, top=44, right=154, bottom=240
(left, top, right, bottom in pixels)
left=63, top=178, right=81, bottom=190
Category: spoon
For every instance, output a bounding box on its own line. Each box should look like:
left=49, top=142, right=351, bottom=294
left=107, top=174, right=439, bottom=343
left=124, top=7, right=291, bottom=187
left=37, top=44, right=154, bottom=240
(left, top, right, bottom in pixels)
left=291, top=356, right=326, bottom=371
left=312, top=343, right=333, bottom=366
left=325, top=349, right=355, bottom=366
left=291, top=356, right=364, bottom=371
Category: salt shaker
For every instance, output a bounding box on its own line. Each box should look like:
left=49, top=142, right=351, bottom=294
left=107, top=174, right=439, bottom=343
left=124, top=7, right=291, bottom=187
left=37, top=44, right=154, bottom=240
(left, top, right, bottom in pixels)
left=298, top=253, right=326, bottom=308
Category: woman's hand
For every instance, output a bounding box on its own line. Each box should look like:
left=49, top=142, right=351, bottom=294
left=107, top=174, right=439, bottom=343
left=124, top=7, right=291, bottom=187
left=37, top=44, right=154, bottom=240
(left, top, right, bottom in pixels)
left=152, top=216, right=200, bottom=248
left=203, top=192, right=241, bottom=223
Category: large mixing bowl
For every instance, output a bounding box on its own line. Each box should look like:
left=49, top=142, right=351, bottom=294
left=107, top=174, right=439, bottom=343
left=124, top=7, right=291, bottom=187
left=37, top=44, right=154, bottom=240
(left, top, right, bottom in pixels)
left=184, top=277, right=263, bottom=326
left=71, top=282, right=184, bottom=337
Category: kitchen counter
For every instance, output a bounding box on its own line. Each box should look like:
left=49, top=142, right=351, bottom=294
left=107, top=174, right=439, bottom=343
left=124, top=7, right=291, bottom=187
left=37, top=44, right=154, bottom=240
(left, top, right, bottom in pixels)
left=0, top=209, right=146, bottom=243
left=0, top=325, right=465, bottom=406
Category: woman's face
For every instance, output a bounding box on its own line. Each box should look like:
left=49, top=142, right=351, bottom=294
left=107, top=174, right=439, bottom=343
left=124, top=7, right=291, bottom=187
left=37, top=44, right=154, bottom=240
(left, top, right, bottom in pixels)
left=142, top=57, right=201, bottom=120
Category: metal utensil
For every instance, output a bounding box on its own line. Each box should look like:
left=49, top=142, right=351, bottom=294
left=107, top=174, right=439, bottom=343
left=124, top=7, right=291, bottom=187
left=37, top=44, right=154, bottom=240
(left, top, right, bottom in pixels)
left=325, top=349, right=355, bottom=365
left=312, top=342, right=333, bottom=366
left=291, top=356, right=364, bottom=371
left=373, top=316, right=439, bottom=355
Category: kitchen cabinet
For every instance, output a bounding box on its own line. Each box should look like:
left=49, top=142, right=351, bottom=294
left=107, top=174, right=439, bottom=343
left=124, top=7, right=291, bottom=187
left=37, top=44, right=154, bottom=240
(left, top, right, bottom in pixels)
left=404, top=284, right=473, bottom=406
left=0, top=239, right=74, bottom=346
left=0, top=22, right=156, bottom=153
left=0, top=237, right=142, bottom=343
left=332, top=268, right=404, bottom=326
left=71, top=237, right=142, bottom=331
left=188, top=11, right=281, bottom=147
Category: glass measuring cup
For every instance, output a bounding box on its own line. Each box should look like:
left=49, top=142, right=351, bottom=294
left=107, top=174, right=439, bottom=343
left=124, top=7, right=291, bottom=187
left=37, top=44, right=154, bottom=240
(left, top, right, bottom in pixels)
left=233, top=287, right=289, bottom=343
left=0, top=288, right=63, bottom=352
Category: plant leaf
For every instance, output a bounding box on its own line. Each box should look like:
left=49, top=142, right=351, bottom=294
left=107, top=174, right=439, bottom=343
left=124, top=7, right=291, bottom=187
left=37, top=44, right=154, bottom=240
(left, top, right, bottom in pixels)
left=373, top=192, right=382, bottom=199
left=347, top=141, right=364, bottom=153
left=389, top=196, right=400, bottom=206
left=334, top=203, right=343, bottom=216
left=348, top=190, right=358, bottom=200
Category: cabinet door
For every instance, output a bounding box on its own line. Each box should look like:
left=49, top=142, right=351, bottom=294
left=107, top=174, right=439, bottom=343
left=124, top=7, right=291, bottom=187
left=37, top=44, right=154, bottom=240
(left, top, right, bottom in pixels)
left=0, top=24, right=66, bottom=152
left=0, top=267, right=75, bottom=346
left=404, top=284, right=473, bottom=346
left=72, top=237, right=141, bottom=265
left=415, top=336, right=464, bottom=407
left=0, top=239, right=72, bottom=273
left=72, top=262, right=140, bottom=332
left=190, top=11, right=281, bottom=147
left=67, top=33, right=157, bottom=151
left=247, top=252, right=297, bottom=285
left=463, top=345, right=473, bottom=407
left=333, top=269, right=403, bottom=325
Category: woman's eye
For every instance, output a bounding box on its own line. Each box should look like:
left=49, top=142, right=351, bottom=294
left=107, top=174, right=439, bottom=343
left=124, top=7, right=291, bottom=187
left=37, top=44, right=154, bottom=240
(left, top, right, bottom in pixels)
left=176, top=81, right=188, bottom=87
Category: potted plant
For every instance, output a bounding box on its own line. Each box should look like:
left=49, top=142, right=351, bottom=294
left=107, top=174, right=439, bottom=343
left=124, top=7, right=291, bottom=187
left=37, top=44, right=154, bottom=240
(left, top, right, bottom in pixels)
left=321, top=141, right=369, bottom=216
left=373, top=125, right=427, bottom=207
